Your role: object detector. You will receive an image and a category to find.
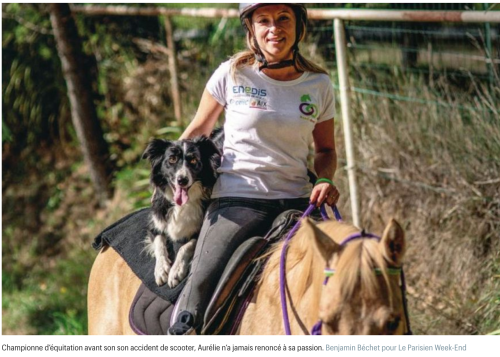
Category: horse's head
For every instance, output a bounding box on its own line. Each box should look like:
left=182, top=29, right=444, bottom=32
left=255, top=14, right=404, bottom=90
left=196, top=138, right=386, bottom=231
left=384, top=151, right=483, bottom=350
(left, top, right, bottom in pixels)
left=304, top=218, right=407, bottom=335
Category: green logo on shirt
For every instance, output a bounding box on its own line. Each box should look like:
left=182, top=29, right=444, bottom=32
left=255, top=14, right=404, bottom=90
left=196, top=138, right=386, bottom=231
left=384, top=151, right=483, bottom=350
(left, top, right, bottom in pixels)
left=299, top=94, right=318, bottom=121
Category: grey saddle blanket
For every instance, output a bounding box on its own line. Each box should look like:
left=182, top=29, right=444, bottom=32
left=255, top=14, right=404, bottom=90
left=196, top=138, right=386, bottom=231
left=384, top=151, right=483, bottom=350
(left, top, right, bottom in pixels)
left=92, top=208, right=186, bottom=303
left=129, top=284, right=175, bottom=335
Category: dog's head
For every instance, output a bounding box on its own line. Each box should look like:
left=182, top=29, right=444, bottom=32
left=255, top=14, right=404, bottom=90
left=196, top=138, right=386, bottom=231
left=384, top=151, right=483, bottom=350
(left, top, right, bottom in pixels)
left=142, top=136, right=221, bottom=206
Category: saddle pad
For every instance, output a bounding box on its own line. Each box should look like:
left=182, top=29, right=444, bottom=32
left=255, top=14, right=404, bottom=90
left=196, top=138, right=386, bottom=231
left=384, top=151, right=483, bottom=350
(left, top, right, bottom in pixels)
left=92, top=208, right=186, bottom=303
left=129, top=283, right=174, bottom=335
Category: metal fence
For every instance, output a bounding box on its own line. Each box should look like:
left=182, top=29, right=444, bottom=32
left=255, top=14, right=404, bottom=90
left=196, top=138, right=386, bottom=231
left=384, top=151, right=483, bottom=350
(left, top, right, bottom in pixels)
left=312, top=4, right=498, bottom=79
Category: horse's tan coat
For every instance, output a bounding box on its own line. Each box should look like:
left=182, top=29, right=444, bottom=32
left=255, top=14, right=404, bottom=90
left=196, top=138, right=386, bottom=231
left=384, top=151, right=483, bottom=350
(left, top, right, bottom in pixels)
left=88, top=247, right=140, bottom=335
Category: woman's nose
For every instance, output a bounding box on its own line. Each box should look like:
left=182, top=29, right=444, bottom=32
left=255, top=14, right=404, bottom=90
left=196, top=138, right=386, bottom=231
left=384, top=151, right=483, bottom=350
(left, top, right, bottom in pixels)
left=269, top=22, right=281, bottom=32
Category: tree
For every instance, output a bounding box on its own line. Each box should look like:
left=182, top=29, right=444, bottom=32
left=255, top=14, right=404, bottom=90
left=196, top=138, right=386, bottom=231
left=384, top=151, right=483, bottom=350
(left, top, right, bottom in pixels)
left=49, top=4, right=113, bottom=205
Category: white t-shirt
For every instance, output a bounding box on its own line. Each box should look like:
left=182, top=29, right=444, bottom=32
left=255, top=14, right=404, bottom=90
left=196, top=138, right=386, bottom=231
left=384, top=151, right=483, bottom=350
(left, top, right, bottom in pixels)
left=207, top=60, right=335, bottom=199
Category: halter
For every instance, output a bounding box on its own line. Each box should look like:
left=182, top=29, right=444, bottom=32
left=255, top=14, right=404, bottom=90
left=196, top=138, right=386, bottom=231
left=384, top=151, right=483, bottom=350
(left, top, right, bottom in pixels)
left=279, top=203, right=412, bottom=335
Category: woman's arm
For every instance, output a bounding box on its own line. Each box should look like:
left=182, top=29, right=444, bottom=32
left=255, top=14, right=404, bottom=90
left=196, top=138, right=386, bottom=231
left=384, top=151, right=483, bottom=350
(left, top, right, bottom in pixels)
left=180, top=89, right=224, bottom=140
left=310, top=118, right=340, bottom=206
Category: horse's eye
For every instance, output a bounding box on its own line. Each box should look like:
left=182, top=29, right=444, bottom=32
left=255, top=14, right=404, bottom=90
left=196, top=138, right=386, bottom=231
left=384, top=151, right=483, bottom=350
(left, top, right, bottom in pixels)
left=168, top=156, right=178, bottom=164
left=386, top=317, right=400, bottom=332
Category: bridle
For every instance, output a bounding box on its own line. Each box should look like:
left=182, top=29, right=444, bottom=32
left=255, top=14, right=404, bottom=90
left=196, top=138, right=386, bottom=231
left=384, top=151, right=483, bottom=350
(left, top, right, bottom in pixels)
left=279, top=203, right=412, bottom=335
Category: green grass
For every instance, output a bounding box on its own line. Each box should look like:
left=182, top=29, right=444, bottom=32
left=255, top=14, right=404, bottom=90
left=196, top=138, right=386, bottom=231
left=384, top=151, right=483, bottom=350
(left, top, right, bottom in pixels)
left=2, top=248, right=94, bottom=335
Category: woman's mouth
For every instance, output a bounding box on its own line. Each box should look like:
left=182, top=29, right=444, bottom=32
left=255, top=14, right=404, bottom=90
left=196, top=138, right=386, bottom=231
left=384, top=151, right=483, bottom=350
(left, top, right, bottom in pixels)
left=267, top=37, right=284, bottom=44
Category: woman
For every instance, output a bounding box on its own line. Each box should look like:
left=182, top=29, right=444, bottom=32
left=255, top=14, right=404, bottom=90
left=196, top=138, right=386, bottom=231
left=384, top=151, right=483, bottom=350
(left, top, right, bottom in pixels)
left=168, top=3, right=340, bottom=335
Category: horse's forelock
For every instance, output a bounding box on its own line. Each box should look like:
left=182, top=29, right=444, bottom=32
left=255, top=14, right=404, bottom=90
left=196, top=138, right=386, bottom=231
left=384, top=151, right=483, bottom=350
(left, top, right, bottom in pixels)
left=334, top=239, right=392, bottom=305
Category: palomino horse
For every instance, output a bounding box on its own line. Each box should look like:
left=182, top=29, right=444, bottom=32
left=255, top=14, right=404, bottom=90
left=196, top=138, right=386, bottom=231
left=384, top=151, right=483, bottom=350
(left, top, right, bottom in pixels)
left=88, top=217, right=408, bottom=335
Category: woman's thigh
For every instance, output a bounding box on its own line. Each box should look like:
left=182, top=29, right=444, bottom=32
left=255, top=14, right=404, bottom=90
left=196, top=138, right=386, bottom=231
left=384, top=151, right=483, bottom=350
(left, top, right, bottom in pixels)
left=189, top=200, right=275, bottom=280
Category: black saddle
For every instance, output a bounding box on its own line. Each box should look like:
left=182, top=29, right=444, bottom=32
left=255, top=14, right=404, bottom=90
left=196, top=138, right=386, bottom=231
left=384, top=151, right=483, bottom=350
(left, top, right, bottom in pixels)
left=93, top=208, right=309, bottom=335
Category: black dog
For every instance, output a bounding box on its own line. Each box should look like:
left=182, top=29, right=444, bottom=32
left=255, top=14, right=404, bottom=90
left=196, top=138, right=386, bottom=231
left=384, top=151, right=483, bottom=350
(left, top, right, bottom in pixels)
left=142, top=135, right=221, bottom=287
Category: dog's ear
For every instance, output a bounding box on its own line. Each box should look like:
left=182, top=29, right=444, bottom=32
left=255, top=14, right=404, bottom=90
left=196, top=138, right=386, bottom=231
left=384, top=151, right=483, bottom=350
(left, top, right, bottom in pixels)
left=193, top=136, right=221, bottom=158
left=210, top=152, right=221, bottom=173
left=194, top=136, right=222, bottom=179
left=142, top=139, right=171, bottom=166
left=209, top=127, right=224, bottom=153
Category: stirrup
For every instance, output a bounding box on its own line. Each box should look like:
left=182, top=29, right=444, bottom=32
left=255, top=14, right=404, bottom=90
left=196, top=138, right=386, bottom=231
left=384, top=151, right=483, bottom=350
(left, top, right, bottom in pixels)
left=167, top=311, right=197, bottom=335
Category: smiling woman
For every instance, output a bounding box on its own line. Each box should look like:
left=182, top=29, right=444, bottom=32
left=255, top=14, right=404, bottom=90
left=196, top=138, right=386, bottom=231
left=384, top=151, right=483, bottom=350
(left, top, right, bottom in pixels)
left=235, top=3, right=317, bottom=75
left=251, top=5, right=297, bottom=65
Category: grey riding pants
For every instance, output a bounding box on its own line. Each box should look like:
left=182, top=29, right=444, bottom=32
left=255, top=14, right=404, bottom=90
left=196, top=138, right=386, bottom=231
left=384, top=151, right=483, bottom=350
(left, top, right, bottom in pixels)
left=174, top=196, right=310, bottom=329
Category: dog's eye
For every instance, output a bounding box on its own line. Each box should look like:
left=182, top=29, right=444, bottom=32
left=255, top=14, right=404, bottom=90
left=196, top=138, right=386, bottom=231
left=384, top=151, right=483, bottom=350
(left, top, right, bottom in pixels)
left=168, top=156, right=178, bottom=164
left=189, top=158, right=197, bottom=165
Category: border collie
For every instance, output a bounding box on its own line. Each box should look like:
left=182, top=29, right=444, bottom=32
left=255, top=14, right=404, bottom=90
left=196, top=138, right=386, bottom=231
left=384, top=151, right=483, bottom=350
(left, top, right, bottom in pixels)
left=142, top=135, right=221, bottom=287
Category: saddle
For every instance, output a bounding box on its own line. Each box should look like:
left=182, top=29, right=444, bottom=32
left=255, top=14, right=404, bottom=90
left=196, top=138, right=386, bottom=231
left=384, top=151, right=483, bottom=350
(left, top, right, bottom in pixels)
left=93, top=208, right=306, bottom=335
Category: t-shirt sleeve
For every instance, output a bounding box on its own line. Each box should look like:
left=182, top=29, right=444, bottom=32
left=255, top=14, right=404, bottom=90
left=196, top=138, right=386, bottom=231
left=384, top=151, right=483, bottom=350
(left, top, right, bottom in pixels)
left=206, top=61, right=231, bottom=107
left=317, top=77, right=336, bottom=124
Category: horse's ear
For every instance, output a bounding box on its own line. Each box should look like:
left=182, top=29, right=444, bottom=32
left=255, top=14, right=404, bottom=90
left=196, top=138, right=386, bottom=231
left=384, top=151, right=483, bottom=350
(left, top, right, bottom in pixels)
left=380, top=219, right=406, bottom=266
left=303, top=218, right=340, bottom=263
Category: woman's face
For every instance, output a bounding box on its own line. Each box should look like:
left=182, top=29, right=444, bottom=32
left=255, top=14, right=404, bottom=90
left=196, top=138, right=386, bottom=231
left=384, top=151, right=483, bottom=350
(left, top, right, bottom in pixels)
left=251, top=4, right=297, bottom=63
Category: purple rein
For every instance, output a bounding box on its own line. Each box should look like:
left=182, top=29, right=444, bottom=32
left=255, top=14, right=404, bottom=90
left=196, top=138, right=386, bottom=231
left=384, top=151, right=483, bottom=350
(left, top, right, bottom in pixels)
left=279, top=203, right=344, bottom=335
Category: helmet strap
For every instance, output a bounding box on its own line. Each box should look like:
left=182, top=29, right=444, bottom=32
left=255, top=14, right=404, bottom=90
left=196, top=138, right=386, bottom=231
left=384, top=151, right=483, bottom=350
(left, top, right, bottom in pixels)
left=256, top=46, right=300, bottom=71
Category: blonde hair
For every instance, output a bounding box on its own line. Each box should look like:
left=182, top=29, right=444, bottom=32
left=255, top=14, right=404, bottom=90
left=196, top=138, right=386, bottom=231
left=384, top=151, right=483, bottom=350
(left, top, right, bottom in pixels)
left=229, top=17, right=328, bottom=79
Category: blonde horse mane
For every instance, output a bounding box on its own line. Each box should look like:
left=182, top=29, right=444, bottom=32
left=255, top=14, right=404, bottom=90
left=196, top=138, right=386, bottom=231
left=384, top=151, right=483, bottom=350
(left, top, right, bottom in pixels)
left=333, top=239, right=393, bottom=305
left=260, top=220, right=393, bottom=309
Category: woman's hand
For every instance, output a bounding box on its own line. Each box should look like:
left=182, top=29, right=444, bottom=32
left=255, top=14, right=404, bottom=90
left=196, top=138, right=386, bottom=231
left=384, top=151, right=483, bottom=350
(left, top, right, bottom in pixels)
left=310, top=181, right=340, bottom=207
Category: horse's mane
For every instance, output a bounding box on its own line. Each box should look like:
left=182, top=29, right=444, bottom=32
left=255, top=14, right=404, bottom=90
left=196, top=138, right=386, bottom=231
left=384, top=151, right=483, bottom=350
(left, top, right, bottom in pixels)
left=260, top=220, right=392, bottom=307
left=259, top=222, right=323, bottom=309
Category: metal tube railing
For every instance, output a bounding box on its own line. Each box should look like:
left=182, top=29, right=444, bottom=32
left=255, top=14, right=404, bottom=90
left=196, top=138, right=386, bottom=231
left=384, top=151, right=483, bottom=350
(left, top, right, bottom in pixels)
left=72, top=6, right=500, bottom=23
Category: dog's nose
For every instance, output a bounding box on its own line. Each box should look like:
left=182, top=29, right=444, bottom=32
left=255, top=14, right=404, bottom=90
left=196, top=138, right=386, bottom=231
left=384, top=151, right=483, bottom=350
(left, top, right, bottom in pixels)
left=177, top=176, right=189, bottom=187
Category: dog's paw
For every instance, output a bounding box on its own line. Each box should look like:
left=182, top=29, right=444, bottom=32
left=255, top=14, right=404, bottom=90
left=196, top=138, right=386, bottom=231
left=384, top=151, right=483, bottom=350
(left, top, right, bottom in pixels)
left=167, top=260, right=188, bottom=288
left=154, top=259, right=171, bottom=286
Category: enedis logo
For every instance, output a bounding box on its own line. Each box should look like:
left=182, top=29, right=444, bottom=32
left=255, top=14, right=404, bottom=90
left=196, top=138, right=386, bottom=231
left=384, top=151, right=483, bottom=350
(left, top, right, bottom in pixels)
left=232, top=86, right=267, bottom=97
left=299, top=94, right=319, bottom=122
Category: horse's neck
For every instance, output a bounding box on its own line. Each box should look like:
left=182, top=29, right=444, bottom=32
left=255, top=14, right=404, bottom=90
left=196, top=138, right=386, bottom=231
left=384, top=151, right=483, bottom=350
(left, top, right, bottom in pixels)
left=246, top=241, right=324, bottom=334
left=283, top=246, right=324, bottom=330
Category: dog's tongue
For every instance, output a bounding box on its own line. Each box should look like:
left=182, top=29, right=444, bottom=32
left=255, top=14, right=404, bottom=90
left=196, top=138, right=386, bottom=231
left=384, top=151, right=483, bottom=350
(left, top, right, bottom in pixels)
left=174, top=187, right=189, bottom=205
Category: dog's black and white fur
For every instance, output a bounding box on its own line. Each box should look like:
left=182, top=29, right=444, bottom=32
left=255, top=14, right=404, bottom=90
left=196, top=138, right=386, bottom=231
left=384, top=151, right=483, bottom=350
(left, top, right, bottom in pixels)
left=142, top=134, right=221, bottom=288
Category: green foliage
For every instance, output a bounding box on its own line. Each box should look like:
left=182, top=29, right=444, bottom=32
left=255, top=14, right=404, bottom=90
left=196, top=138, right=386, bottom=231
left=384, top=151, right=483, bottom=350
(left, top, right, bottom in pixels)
left=2, top=4, right=70, bottom=150
left=2, top=120, right=12, bottom=142
left=114, top=165, right=151, bottom=210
